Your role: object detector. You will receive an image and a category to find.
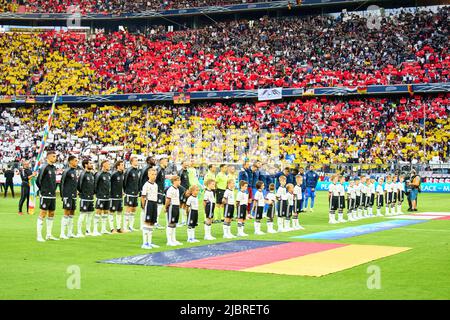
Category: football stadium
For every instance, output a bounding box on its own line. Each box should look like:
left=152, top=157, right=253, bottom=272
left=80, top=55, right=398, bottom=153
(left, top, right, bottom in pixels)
left=0, top=0, right=449, bottom=305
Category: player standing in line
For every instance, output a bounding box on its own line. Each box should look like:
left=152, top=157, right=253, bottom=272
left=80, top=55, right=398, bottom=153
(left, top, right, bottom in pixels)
left=391, top=174, right=399, bottom=216
left=285, top=183, right=295, bottom=231
left=375, top=176, right=385, bottom=217
left=293, top=175, right=303, bottom=223
left=60, top=155, right=79, bottom=239
left=368, top=177, right=376, bottom=217
left=276, top=175, right=288, bottom=232
left=236, top=180, right=249, bottom=237
left=396, top=175, right=405, bottom=215
left=185, top=185, right=201, bottom=243
left=76, top=159, right=95, bottom=237
left=384, top=175, right=393, bottom=216
left=122, top=156, right=140, bottom=232
left=265, top=183, right=277, bottom=233
left=140, top=168, right=160, bottom=249
left=36, top=151, right=59, bottom=242
left=178, top=160, right=191, bottom=227
left=328, top=175, right=339, bottom=224
left=346, top=178, right=356, bottom=221
left=252, top=181, right=266, bottom=235
left=353, top=177, right=362, bottom=220
left=215, top=164, right=228, bottom=223
left=336, top=175, right=346, bottom=223
left=94, top=160, right=111, bottom=236
left=222, top=179, right=237, bottom=239
left=165, top=176, right=183, bottom=246
left=139, top=156, right=156, bottom=228
left=203, top=179, right=216, bottom=240
left=155, top=155, right=169, bottom=229
left=359, top=176, right=368, bottom=218
left=110, top=160, right=125, bottom=233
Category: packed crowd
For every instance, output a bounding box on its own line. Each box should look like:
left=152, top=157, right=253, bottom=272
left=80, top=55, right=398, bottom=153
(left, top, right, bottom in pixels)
left=0, top=33, right=104, bottom=96
left=2, top=0, right=265, bottom=14
left=1, top=8, right=448, bottom=95
left=1, top=94, right=449, bottom=167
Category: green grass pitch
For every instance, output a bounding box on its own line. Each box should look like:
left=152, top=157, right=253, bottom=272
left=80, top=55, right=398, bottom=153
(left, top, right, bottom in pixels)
left=1, top=189, right=449, bottom=300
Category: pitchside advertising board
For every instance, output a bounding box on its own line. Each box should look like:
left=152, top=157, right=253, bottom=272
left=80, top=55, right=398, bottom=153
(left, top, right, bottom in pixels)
left=315, top=182, right=450, bottom=193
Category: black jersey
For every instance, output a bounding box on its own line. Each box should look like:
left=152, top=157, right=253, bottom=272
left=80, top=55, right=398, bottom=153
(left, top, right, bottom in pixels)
left=123, top=167, right=140, bottom=196
left=20, top=168, right=33, bottom=187
left=156, top=166, right=166, bottom=195
left=60, top=167, right=78, bottom=198
left=111, top=170, right=124, bottom=199
left=95, top=171, right=111, bottom=200
left=139, top=164, right=155, bottom=192
left=36, top=164, right=57, bottom=197
left=179, top=168, right=189, bottom=190
left=77, top=170, right=95, bottom=200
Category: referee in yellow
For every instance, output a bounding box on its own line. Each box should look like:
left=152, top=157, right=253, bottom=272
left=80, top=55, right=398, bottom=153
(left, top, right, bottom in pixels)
left=215, top=164, right=228, bottom=223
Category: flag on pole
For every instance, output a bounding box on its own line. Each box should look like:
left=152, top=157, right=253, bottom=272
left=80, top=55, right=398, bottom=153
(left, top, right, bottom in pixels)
left=28, top=94, right=58, bottom=215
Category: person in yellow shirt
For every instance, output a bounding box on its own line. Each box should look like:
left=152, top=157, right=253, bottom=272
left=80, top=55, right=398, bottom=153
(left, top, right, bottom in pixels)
left=215, top=164, right=228, bottom=223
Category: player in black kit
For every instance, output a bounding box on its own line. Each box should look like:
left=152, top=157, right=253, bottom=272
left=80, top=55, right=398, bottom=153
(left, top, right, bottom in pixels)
left=123, top=156, right=140, bottom=232
left=60, top=155, right=79, bottom=239
left=110, top=160, right=125, bottom=233
left=94, top=160, right=111, bottom=236
left=76, top=159, right=95, bottom=237
left=36, top=151, right=58, bottom=242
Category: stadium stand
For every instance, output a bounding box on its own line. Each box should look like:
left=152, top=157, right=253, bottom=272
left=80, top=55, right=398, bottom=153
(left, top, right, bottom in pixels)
left=1, top=0, right=265, bottom=13
left=1, top=7, right=448, bottom=95
left=1, top=95, right=448, bottom=165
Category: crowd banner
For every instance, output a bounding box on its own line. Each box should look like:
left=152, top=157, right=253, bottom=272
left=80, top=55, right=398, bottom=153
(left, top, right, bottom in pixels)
left=2, top=83, right=448, bottom=105
left=315, top=182, right=450, bottom=193
left=258, top=88, right=283, bottom=101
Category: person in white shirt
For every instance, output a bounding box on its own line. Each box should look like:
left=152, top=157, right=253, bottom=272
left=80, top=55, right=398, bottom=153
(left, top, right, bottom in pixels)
left=185, top=185, right=200, bottom=243
left=384, top=175, right=394, bottom=216
left=336, top=176, right=347, bottom=223
left=391, top=174, right=399, bottom=215
left=354, top=177, right=363, bottom=219
left=293, top=175, right=305, bottom=230
left=140, top=168, right=160, bottom=249
left=265, top=183, right=277, bottom=234
left=347, top=179, right=357, bottom=221
left=285, top=184, right=295, bottom=231
left=367, top=177, right=376, bottom=217
left=165, top=176, right=183, bottom=246
left=276, top=175, right=288, bottom=232
left=396, top=175, right=405, bottom=214
left=375, top=176, right=385, bottom=217
left=203, top=179, right=216, bottom=240
left=252, top=181, right=266, bottom=235
left=236, top=180, right=250, bottom=237
left=360, top=176, right=369, bottom=218
left=328, top=175, right=340, bottom=224
left=222, top=179, right=237, bottom=239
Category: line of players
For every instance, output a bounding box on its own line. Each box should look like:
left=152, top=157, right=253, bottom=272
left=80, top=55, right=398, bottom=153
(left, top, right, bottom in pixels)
left=35, top=151, right=309, bottom=247
left=36, top=153, right=145, bottom=242
left=328, top=174, right=406, bottom=224
left=140, top=170, right=307, bottom=248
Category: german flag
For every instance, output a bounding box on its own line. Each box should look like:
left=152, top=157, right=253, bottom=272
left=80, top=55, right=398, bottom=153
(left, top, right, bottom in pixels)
left=357, top=86, right=367, bottom=94
left=173, top=93, right=190, bottom=104
left=407, top=84, right=414, bottom=96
